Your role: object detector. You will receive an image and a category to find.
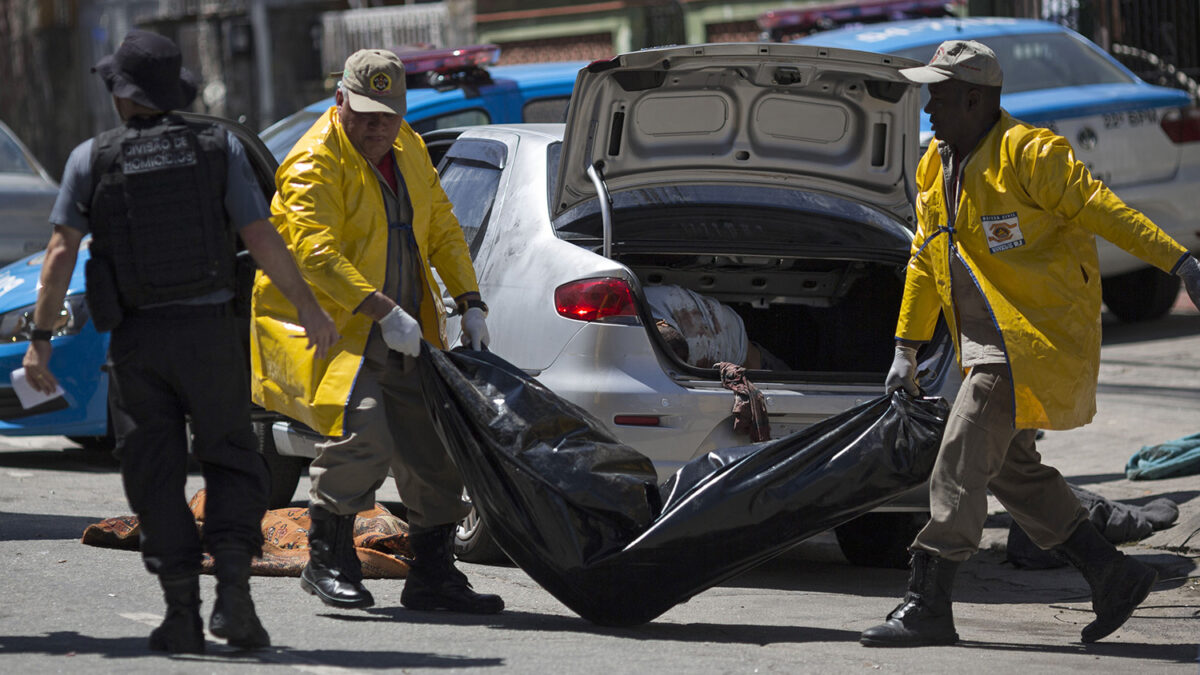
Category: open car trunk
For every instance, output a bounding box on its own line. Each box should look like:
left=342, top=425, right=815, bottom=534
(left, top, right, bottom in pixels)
left=623, top=252, right=905, bottom=378
left=554, top=185, right=919, bottom=383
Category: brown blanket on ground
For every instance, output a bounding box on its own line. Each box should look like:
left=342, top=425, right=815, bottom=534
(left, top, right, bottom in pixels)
left=80, top=489, right=412, bottom=578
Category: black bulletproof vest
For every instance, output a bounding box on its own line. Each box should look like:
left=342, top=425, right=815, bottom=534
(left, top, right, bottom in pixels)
left=88, top=114, right=235, bottom=309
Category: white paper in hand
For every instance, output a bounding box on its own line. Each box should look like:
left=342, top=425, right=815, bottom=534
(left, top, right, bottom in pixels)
left=10, top=367, right=64, bottom=409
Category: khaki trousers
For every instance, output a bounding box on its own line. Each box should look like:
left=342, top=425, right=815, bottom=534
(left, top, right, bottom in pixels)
left=308, top=335, right=470, bottom=528
left=913, top=364, right=1088, bottom=562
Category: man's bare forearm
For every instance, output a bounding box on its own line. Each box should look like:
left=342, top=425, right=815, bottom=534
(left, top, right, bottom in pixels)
left=33, top=226, right=84, bottom=331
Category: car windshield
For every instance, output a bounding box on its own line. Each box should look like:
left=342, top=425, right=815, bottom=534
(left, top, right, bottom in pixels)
left=0, top=127, right=35, bottom=175
left=261, top=111, right=322, bottom=163
left=892, top=31, right=1134, bottom=97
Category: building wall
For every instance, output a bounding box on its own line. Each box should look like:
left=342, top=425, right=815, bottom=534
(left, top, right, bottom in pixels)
left=0, top=0, right=91, bottom=178
left=476, top=0, right=811, bottom=65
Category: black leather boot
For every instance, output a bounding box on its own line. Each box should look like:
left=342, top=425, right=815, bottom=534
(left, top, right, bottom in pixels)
left=149, top=574, right=205, bottom=654
left=209, top=546, right=270, bottom=649
left=1058, top=519, right=1157, bottom=643
left=860, top=550, right=960, bottom=647
left=401, top=524, right=504, bottom=614
left=300, top=505, right=374, bottom=609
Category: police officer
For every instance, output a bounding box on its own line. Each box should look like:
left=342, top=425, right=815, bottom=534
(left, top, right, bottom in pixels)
left=22, top=30, right=338, bottom=654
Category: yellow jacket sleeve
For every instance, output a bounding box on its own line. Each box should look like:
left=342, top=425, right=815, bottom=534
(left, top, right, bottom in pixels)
left=1015, top=130, right=1187, bottom=273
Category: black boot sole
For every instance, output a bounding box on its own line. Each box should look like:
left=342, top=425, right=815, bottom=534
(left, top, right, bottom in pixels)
left=860, top=632, right=959, bottom=647
left=400, top=592, right=504, bottom=614
left=300, top=574, right=375, bottom=609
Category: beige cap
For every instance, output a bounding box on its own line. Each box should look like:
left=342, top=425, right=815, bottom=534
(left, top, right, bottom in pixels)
left=341, top=49, right=407, bottom=116
left=900, top=39, right=1003, bottom=87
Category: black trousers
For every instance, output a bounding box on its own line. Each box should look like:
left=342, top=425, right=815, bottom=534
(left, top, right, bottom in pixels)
left=107, top=305, right=267, bottom=578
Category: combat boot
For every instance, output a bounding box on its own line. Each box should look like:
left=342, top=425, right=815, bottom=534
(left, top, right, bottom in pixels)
left=300, top=505, right=374, bottom=609
left=209, top=545, right=270, bottom=649
left=401, top=524, right=504, bottom=614
left=1058, top=519, right=1157, bottom=643
left=148, top=573, right=205, bottom=654
left=860, top=550, right=960, bottom=647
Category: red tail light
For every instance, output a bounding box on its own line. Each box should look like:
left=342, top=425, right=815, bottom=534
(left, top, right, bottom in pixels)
left=554, top=278, right=637, bottom=322
left=1161, top=106, right=1200, bottom=143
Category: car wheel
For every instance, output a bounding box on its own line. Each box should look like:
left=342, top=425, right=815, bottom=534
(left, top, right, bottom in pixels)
left=454, top=501, right=508, bottom=564
left=67, top=434, right=115, bottom=452
left=1102, top=267, right=1180, bottom=323
left=834, top=512, right=929, bottom=569
left=253, top=421, right=307, bottom=509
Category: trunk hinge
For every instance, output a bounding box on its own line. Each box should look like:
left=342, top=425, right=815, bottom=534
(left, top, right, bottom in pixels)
left=586, top=161, right=614, bottom=259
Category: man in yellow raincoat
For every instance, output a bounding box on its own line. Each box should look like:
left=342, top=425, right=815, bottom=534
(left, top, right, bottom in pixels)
left=250, top=49, right=501, bottom=614
left=861, top=40, right=1200, bottom=648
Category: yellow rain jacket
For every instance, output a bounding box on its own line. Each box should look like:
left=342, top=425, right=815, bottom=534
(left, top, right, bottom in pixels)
left=897, top=110, right=1187, bottom=430
left=250, top=107, right=479, bottom=436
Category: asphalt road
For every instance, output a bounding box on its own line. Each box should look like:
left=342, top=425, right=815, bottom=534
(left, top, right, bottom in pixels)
left=1, top=302, right=1198, bottom=673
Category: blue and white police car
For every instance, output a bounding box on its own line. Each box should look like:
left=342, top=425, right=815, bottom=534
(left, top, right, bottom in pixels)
left=795, top=17, right=1200, bottom=322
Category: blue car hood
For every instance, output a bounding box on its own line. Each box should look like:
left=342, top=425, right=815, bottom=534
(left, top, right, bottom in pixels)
left=0, top=241, right=89, bottom=311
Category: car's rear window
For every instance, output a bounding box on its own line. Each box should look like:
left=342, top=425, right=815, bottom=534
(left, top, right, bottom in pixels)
left=439, top=139, right=506, bottom=256
left=892, top=32, right=1134, bottom=95
left=522, top=97, right=571, bottom=123
left=410, top=108, right=490, bottom=134
left=0, top=127, right=35, bottom=175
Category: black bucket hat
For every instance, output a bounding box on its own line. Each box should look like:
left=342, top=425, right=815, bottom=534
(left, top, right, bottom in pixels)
left=93, top=29, right=198, bottom=111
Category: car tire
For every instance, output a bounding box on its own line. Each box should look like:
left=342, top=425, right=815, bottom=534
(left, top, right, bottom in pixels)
left=1102, top=266, right=1180, bottom=323
left=253, top=421, right=307, bottom=509
left=834, top=512, right=929, bottom=569
left=454, top=502, right=508, bottom=564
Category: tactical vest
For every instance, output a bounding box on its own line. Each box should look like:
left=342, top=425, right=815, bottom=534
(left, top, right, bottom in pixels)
left=88, top=114, right=236, bottom=309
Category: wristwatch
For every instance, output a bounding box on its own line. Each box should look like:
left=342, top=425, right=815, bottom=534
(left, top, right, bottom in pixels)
left=30, top=328, right=52, bottom=342
left=456, top=297, right=489, bottom=317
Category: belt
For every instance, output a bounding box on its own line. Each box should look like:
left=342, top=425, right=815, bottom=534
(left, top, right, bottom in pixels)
left=125, top=301, right=234, bottom=319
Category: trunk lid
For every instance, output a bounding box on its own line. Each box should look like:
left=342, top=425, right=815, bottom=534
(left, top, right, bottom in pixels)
left=553, top=42, right=923, bottom=226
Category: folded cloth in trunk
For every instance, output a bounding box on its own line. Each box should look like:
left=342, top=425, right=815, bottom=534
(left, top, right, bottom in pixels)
left=419, top=345, right=948, bottom=626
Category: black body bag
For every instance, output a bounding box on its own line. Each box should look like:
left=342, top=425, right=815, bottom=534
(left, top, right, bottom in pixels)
left=419, top=345, right=949, bottom=627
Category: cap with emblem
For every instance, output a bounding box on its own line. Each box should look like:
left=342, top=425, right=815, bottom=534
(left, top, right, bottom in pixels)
left=900, top=39, right=1003, bottom=87
left=340, top=49, right=408, bottom=117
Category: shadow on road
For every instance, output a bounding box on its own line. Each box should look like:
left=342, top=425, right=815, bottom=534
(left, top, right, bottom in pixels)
left=0, top=511, right=112, bottom=542
left=0, top=447, right=118, bottom=472
left=957, top=637, right=1198, bottom=664
left=0, top=631, right=504, bottom=668
left=354, top=605, right=860, bottom=646
left=1101, top=310, right=1200, bottom=346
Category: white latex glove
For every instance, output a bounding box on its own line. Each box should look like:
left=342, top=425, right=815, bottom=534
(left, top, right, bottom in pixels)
left=1175, top=255, right=1200, bottom=311
left=460, top=306, right=490, bottom=351
left=885, top=344, right=919, bottom=396
left=379, top=305, right=421, bottom=357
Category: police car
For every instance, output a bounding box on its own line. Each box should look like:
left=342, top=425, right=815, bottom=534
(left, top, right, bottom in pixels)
left=0, top=46, right=584, bottom=455
left=793, top=17, right=1200, bottom=322
left=261, top=45, right=586, bottom=162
